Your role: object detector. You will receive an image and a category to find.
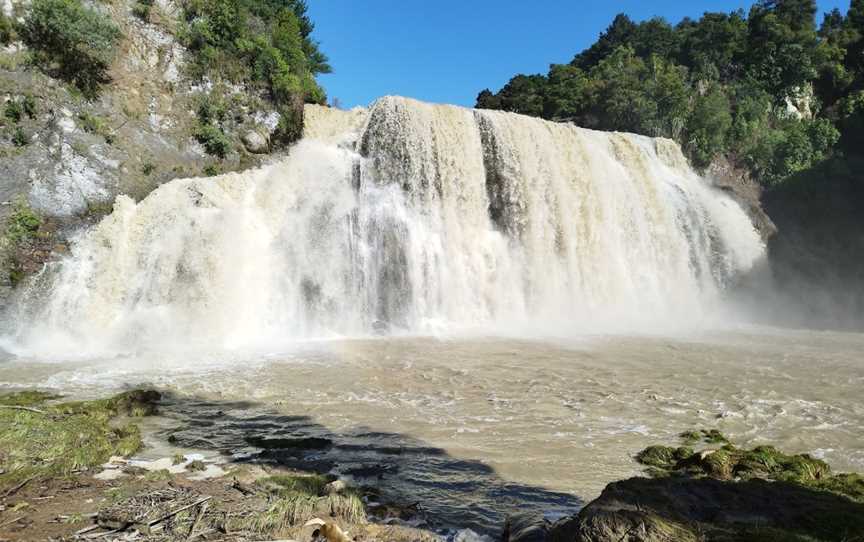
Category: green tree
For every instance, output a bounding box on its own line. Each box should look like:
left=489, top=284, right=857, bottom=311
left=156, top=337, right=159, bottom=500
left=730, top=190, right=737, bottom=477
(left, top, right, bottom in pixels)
left=686, top=87, right=733, bottom=167
left=585, top=46, right=656, bottom=133
left=675, top=11, right=748, bottom=80
left=746, top=0, right=819, bottom=98
left=19, top=0, right=121, bottom=97
left=543, top=64, right=588, bottom=120
left=484, top=74, right=547, bottom=117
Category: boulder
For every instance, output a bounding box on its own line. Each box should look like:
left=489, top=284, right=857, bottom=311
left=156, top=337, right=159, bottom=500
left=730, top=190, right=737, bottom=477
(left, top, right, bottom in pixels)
left=534, top=475, right=864, bottom=542
left=241, top=130, right=269, bottom=154
left=502, top=512, right=550, bottom=542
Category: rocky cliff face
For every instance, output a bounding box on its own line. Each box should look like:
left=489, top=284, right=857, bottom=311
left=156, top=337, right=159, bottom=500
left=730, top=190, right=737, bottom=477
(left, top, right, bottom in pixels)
left=0, top=0, right=288, bottom=298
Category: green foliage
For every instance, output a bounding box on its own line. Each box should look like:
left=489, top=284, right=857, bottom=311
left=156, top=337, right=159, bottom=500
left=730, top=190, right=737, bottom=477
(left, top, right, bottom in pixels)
left=686, top=86, right=733, bottom=167
left=636, top=445, right=694, bottom=469
left=78, top=111, right=114, bottom=143
left=746, top=0, right=819, bottom=98
left=4, top=198, right=41, bottom=244
left=132, top=0, right=154, bottom=21
left=476, top=0, right=864, bottom=186
left=178, top=0, right=327, bottom=146
left=636, top=431, right=864, bottom=504
left=21, top=94, right=37, bottom=119
left=4, top=100, right=23, bottom=123
left=19, top=0, right=121, bottom=97
left=0, top=389, right=158, bottom=488
left=194, top=123, right=231, bottom=158
left=11, top=126, right=27, bottom=146
left=0, top=11, right=15, bottom=44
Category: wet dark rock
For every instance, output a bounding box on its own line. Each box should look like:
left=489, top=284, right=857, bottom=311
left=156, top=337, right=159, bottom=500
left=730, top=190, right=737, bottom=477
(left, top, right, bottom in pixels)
left=706, top=155, right=776, bottom=241
left=502, top=512, right=550, bottom=542
left=253, top=452, right=336, bottom=473
left=245, top=435, right=333, bottom=450
left=342, top=463, right=398, bottom=478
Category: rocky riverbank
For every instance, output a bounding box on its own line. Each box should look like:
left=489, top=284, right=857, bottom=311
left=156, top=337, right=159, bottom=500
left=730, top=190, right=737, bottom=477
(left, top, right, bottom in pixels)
left=0, top=389, right=453, bottom=542
left=2, top=389, right=863, bottom=542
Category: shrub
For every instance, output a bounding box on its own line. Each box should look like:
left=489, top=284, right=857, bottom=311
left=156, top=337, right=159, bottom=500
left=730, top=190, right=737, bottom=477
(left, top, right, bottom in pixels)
left=178, top=0, right=328, bottom=137
left=12, top=126, right=28, bottom=146
left=19, top=0, right=121, bottom=97
left=194, top=123, right=231, bottom=158
left=21, top=94, right=37, bottom=119
left=5, top=198, right=41, bottom=243
left=78, top=112, right=114, bottom=143
left=272, top=102, right=303, bottom=147
left=0, top=12, right=14, bottom=44
left=4, top=100, right=22, bottom=123
left=132, top=0, right=153, bottom=21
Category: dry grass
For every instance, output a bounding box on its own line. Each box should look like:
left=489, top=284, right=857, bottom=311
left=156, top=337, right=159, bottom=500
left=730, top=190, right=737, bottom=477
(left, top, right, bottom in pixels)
left=240, top=474, right=366, bottom=535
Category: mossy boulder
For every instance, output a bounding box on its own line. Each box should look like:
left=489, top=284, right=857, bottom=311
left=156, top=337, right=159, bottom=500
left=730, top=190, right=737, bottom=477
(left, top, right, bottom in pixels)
left=564, top=476, right=864, bottom=542
left=531, top=431, right=864, bottom=541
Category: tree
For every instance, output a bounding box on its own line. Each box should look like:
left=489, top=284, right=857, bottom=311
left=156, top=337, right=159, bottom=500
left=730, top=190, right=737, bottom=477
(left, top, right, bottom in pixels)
left=19, top=0, right=121, bottom=97
left=486, top=74, right=547, bottom=117
left=745, top=0, right=819, bottom=98
left=543, top=64, right=588, bottom=120
left=675, top=11, right=748, bottom=80
left=476, top=89, right=502, bottom=110
left=685, top=86, right=733, bottom=167
left=585, top=46, right=657, bottom=133
left=572, top=14, right=637, bottom=70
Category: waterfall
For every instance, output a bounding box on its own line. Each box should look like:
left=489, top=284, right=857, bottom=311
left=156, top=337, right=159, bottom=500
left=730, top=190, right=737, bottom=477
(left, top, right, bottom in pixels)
left=3, top=96, right=765, bottom=356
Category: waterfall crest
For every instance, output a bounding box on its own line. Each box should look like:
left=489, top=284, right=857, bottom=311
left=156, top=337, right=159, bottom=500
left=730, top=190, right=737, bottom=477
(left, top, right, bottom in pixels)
left=4, top=96, right=765, bottom=356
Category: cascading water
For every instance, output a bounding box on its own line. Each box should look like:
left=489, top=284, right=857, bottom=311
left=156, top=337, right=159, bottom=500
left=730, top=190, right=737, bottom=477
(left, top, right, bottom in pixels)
left=3, top=96, right=765, bottom=357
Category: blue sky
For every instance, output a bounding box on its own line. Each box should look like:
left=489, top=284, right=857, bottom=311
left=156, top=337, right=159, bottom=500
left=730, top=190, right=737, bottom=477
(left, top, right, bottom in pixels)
left=306, top=1, right=850, bottom=109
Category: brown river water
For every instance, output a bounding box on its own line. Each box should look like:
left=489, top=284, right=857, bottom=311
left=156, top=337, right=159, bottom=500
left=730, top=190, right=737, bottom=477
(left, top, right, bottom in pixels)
left=1, top=327, right=862, bottom=532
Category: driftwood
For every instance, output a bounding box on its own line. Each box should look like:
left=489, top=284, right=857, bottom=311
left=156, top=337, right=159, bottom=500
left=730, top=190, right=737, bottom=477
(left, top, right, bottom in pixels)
left=186, top=501, right=208, bottom=540
left=1, top=477, right=34, bottom=498
left=0, top=405, right=46, bottom=414
left=231, top=477, right=256, bottom=496
left=134, top=496, right=212, bottom=534
left=73, top=524, right=100, bottom=536
left=0, top=516, right=24, bottom=528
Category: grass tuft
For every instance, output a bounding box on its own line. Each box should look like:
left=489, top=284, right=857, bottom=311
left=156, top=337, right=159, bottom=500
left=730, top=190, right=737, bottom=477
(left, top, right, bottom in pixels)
left=637, top=429, right=862, bottom=503
left=0, top=389, right=159, bottom=489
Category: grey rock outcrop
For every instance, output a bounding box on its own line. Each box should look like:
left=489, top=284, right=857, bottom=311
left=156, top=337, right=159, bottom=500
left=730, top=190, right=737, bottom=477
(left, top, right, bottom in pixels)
left=706, top=155, right=777, bottom=241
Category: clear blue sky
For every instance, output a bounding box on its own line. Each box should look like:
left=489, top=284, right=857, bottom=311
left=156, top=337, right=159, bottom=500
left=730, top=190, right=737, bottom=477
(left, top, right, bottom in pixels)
left=306, top=0, right=850, bottom=109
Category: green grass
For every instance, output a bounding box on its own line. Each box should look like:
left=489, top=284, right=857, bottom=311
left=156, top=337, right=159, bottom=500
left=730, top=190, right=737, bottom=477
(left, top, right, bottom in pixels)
left=4, top=197, right=42, bottom=244
left=636, top=429, right=863, bottom=503
left=0, top=389, right=160, bottom=489
left=78, top=111, right=114, bottom=143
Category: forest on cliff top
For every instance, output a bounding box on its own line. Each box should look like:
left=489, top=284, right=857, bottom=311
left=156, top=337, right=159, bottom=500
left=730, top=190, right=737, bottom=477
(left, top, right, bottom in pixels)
left=477, top=0, right=864, bottom=187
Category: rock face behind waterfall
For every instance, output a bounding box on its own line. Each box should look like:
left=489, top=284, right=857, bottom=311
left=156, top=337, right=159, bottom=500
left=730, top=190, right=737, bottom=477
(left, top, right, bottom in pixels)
left=0, top=0, right=294, bottom=301
left=3, top=96, right=766, bottom=356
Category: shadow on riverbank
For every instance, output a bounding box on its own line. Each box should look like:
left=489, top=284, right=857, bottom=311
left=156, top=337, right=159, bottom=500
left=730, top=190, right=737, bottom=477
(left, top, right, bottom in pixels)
left=153, top=391, right=583, bottom=535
